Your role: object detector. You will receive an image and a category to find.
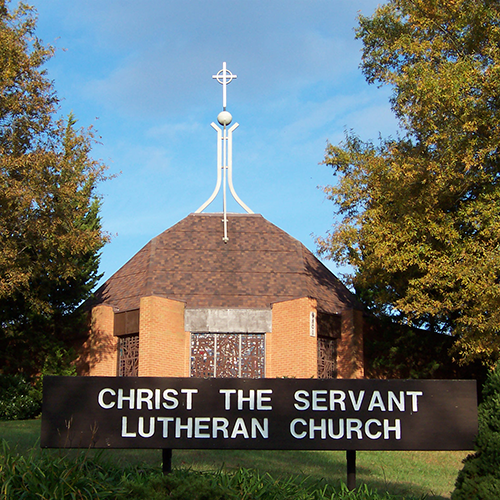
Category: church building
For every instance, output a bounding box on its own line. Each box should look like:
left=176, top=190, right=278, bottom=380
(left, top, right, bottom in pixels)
left=77, top=64, right=365, bottom=381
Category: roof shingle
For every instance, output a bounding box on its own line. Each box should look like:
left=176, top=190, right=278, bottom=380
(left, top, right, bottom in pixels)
left=92, top=213, right=361, bottom=314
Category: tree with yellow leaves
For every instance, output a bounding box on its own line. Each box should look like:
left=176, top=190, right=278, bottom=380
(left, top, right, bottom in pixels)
left=0, top=2, right=109, bottom=376
left=319, top=0, right=500, bottom=364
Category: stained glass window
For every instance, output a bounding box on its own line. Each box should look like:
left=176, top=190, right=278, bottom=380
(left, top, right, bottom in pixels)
left=190, top=333, right=215, bottom=378
left=191, top=333, right=265, bottom=378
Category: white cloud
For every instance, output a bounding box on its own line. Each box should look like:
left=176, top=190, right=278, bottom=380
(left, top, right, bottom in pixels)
left=38, top=0, right=381, bottom=120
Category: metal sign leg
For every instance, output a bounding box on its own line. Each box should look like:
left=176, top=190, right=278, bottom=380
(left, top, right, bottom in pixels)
left=346, top=450, right=356, bottom=491
left=162, top=448, right=172, bottom=474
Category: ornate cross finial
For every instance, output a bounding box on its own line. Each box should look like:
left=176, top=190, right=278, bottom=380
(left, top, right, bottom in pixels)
left=212, top=62, right=237, bottom=110
left=196, top=62, right=253, bottom=243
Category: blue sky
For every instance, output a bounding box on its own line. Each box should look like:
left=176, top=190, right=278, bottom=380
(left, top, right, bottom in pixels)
left=32, top=0, right=398, bottom=284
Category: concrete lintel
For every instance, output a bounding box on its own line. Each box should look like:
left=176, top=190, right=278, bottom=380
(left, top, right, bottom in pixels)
left=185, top=308, right=272, bottom=333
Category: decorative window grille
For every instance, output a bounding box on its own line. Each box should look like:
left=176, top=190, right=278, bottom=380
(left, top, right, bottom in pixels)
left=118, top=334, right=139, bottom=377
left=318, top=337, right=337, bottom=379
left=190, top=333, right=265, bottom=378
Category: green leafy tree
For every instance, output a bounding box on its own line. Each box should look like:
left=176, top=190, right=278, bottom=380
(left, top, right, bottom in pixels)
left=452, top=363, right=500, bottom=499
left=318, top=0, right=500, bottom=364
left=0, top=1, right=108, bottom=376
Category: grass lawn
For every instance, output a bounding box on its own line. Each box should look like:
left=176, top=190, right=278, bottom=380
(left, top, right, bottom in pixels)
left=0, top=419, right=469, bottom=499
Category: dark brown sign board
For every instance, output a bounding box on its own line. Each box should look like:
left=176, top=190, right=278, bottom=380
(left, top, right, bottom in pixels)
left=41, top=377, right=477, bottom=451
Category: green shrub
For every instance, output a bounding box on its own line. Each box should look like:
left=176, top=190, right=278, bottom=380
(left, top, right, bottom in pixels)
left=123, top=469, right=231, bottom=499
left=121, top=468, right=413, bottom=500
left=0, top=441, right=126, bottom=499
left=0, top=374, right=42, bottom=420
left=0, top=441, right=423, bottom=500
left=452, top=362, right=500, bottom=499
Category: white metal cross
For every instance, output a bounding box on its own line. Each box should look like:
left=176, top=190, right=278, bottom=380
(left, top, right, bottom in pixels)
left=212, top=62, right=237, bottom=110
left=196, top=62, right=253, bottom=241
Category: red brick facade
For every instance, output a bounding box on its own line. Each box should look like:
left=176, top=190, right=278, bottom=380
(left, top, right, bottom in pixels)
left=338, top=309, right=364, bottom=379
left=77, top=305, right=117, bottom=376
left=138, top=296, right=188, bottom=377
left=83, top=296, right=364, bottom=379
left=267, top=298, right=318, bottom=378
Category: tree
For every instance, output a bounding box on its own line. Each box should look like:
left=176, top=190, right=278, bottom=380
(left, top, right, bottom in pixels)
left=452, top=363, right=500, bottom=499
left=0, top=1, right=108, bottom=376
left=318, top=0, right=500, bottom=365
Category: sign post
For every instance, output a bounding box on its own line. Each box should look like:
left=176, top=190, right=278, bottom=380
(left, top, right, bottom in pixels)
left=162, top=448, right=172, bottom=474
left=346, top=450, right=356, bottom=490
left=42, top=377, right=477, bottom=487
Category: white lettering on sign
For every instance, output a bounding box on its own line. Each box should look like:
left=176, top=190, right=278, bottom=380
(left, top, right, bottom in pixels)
left=350, top=391, right=365, bottom=411
left=289, top=418, right=401, bottom=440
left=98, top=387, right=199, bottom=411
left=312, top=390, right=328, bottom=411
left=407, top=391, right=424, bottom=412
left=220, top=389, right=236, bottom=409
left=163, top=389, right=179, bottom=409
left=41, top=377, right=478, bottom=451
left=118, top=388, right=135, bottom=409
left=293, top=390, right=423, bottom=412
left=121, top=416, right=269, bottom=439
left=139, top=417, right=155, bottom=438
left=365, top=419, right=382, bottom=439
left=294, top=390, right=310, bottom=410
left=213, top=417, right=229, bottom=438
left=332, top=390, right=347, bottom=410
left=257, top=390, right=273, bottom=410
left=181, top=389, right=198, bottom=410
left=136, top=389, right=154, bottom=410
left=121, top=415, right=136, bottom=437
left=96, top=384, right=424, bottom=446
left=388, top=391, right=404, bottom=411
left=219, top=389, right=273, bottom=410
left=157, top=417, right=174, bottom=437
left=98, top=388, right=116, bottom=409
left=368, top=391, right=386, bottom=411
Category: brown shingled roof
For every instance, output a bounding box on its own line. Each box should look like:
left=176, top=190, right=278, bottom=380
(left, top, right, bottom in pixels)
left=92, top=213, right=362, bottom=314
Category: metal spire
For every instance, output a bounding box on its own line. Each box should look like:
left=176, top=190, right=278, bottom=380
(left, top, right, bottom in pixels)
left=195, top=62, right=253, bottom=243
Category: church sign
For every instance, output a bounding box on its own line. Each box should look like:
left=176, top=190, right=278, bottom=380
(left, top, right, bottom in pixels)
left=41, top=376, right=477, bottom=451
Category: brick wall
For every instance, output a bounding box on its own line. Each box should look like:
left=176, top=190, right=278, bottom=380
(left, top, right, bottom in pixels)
left=138, top=296, right=188, bottom=377
left=78, top=305, right=117, bottom=376
left=267, top=297, right=318, bottom=378
left=337, top=309, right=364, bottom=379
left=79, top=298, right=364, bottom=380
